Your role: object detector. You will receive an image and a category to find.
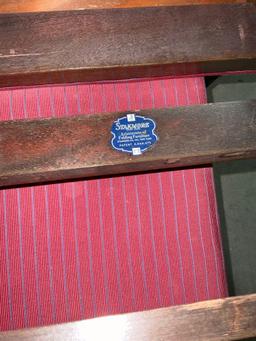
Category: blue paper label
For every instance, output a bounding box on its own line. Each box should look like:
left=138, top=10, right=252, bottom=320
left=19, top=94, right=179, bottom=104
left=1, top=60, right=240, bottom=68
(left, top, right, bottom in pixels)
left=111, top=113, right=158, bottom=155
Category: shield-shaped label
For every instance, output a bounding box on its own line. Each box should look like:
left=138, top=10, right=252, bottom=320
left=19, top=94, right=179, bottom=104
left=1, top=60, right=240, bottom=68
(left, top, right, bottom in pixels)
left=111, top=113, right=158, bottom=155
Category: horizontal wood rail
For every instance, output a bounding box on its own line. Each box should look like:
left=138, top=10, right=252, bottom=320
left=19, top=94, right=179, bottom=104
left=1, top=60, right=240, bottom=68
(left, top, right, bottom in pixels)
left=0, top=0, right=250, bottom=12
left=0, top=3, right=255, bottom=87
left=1, top=294, right=256, bottom=340
left=0, top=100, right=256, bottom=187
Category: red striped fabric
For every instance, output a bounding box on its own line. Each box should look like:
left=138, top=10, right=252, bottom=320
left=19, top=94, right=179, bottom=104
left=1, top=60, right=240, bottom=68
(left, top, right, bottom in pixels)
left=0, top=77, right=227, bottom=331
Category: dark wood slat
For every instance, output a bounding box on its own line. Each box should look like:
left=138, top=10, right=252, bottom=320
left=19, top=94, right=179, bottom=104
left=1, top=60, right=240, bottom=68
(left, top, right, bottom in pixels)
left=0, top=100, right=256, bottom=187
left=0, top=4, right=256, bottom=87
left=0, top=0, right=249, bottom=13
left=1, top=294, right=256, bottom=340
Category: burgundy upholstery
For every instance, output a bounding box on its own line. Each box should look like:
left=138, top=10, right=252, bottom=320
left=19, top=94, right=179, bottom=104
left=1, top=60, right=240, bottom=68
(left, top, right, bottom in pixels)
left=0, top=77, right=227, bottom=331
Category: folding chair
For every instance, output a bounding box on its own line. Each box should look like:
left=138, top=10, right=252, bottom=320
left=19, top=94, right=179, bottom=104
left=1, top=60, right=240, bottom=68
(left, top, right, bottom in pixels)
left=0, top=1, right=255, bottom=340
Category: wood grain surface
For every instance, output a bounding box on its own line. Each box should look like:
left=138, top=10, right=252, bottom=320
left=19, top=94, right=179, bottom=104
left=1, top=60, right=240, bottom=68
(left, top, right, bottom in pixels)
left=0, top=0, right=250, bottom=12
left=0, top=4, right=255, bottom=87
left=1, top=294, right=256, bottom=340
left=0, top=100, right=256, bottom=187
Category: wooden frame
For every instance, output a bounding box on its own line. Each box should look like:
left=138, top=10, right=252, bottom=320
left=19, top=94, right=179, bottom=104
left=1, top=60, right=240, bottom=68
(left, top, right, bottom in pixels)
left=0, top=0, right=251, bottom=12
left=1, top=100, right=256, bottom=187
left=1, top=294, right=256, bottom=341
left=0, top=2, right=256, bottom=340
left=0, top=3, right=256, bottom=87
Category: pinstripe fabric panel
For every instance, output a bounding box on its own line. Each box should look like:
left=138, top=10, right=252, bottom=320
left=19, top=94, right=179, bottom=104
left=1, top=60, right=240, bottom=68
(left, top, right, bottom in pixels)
left=0, top=77, right=227, bottom=331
